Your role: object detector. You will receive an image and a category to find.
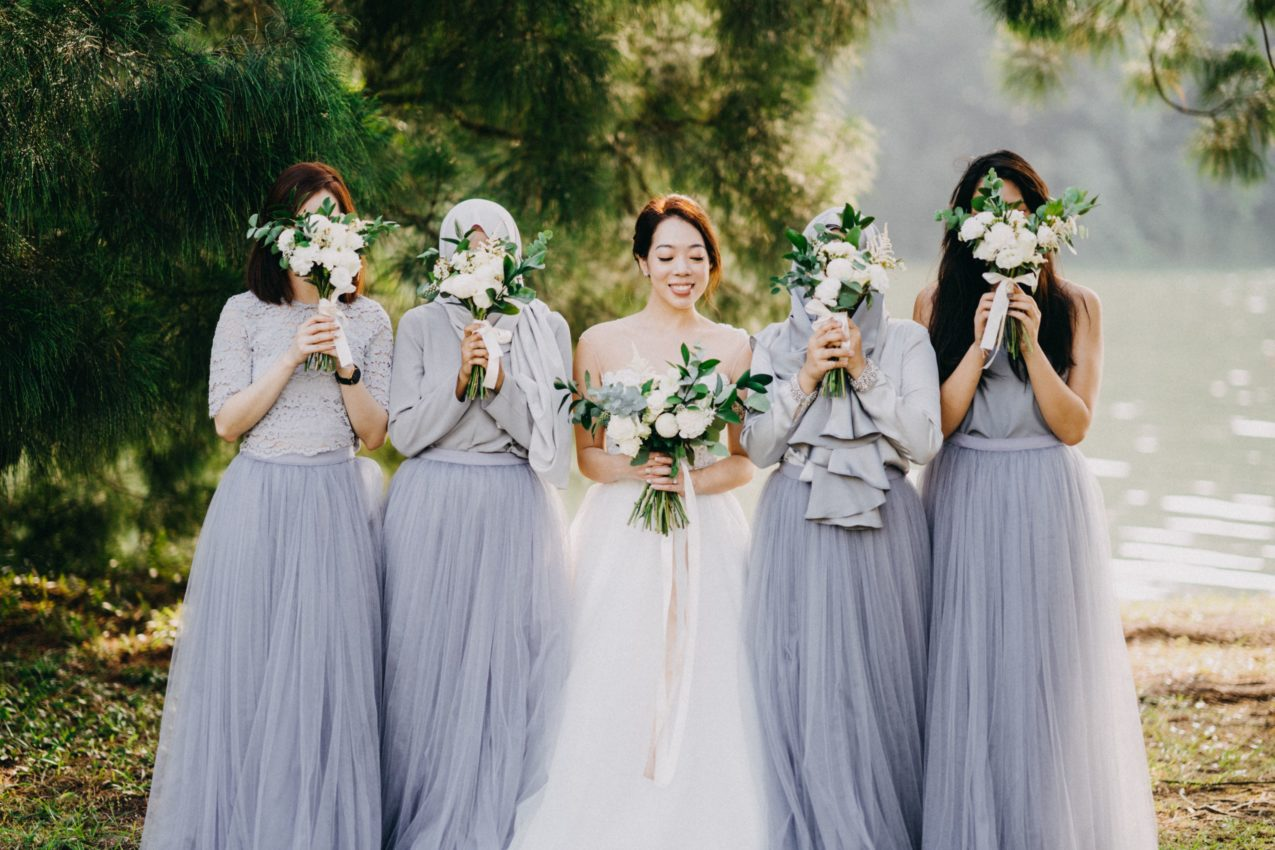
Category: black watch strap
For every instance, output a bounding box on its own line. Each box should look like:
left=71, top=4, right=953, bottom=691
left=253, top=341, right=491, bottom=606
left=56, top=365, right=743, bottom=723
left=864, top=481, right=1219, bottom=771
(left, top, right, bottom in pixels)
left=335, top=365, right=362, bottom=386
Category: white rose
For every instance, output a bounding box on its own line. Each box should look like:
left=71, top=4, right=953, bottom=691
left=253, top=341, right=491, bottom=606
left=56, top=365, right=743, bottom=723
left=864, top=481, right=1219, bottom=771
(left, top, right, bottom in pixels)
left=983, top=222, right=1015, bottom=252
left=1016, top=228, right=1038, bottom=253
left=288, top=245, right=318, bottom=277
left=646, top=389, right=670, bottom=416
left=972, top=240, right=996, bottom=262
left=276, top=229, right=296, bottom=252
left=676, top=407, right=714, bottom=440
left=822, top=239, right=854, bottom=258
left=607, top=415, right=639, bottom=443
left=617, top=437, right=642, bottom=458
left=975, top=211, right=995, bottom=226
left=654, top=412, right=680, bottom=438
left=1035, top=223, right=1058, bottom=250
left=868, top=264, right=890, bottom=292
left=317, top=248, right=344, bottom=273
left=343, top=230, right=365, bottom=252
left=813, top=276, right=841, bottom=306
left=995, top=245, right=1025, bottom=270
left=441, top=272, right=480, bottom=299
left=477, top=258, right=505, bottom=288
left=825, top=257, right=855, bottom=282
left=959, top=216, right=987, bottom=241
left=1008, top=209, right=1027, bottom=226
left=329, top=265, right=354, bottom=293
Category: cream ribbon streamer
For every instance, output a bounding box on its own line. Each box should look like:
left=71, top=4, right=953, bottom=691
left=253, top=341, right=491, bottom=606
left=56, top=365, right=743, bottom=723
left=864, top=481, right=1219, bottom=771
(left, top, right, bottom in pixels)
left=317, top=297, right=355, bottom=369
left=978, top=270, right=1038, bottom=370
left=475, top=319, right=514, bottom=390
left=804, top=299, right=851, bottom=337
left=644, top=467, right=702, bottom=787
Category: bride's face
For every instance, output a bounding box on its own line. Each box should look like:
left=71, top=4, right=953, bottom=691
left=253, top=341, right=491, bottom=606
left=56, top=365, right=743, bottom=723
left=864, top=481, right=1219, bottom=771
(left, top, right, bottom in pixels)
left=639, top=217, right=710, bottom=310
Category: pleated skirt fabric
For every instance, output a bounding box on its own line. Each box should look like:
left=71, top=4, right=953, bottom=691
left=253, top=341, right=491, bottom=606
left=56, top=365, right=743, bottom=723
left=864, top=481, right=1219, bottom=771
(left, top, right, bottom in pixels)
left=746, top=466, right=931, bottom=850
left=141, top=448, right=384, bottom=850
left=379, top=450, right=569, bottom=850
left=920, top=434, right=1157, bottom=850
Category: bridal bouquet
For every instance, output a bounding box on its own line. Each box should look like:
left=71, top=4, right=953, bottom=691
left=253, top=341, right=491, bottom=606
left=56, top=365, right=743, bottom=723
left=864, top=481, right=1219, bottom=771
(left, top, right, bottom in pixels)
left=417, top=227, right=553, bottom=399
left=771, top=203, right=904, bottom=397
left=556, top=345, right=772, bottom=535
left=246, top=198, right=399, bottom=371
left=936, top=168, right=1096, bottom=362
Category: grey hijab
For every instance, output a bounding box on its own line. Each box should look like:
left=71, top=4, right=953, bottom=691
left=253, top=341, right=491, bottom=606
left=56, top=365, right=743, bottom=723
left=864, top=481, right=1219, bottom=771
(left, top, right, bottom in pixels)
left=751, top=207, right=894, bottom=527
left=436, top=199, right=572, bottom=488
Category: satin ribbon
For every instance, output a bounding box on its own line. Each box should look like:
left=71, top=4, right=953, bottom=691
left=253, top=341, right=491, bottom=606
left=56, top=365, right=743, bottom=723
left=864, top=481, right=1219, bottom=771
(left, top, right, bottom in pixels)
left=475, top=319, right=514, bottom=390
left=644, top=469, right=702, bottom=787
left=978, top=270, right=1038, bottom=370
left=804, top=299, right=850, bottom=336
left=317, top=297, right=355, bottom=368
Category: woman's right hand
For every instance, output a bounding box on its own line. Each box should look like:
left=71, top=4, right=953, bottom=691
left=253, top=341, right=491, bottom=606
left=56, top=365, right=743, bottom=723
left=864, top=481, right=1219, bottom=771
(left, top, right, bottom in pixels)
left=288, top=315, right=339, bottom=366
left=973, top=290, right=996, bottom=348
left=458, top=322, right=490, bottom=385
left=635, top=452, right=684, bottom=492
left=798, top=320, right=849, bottom=394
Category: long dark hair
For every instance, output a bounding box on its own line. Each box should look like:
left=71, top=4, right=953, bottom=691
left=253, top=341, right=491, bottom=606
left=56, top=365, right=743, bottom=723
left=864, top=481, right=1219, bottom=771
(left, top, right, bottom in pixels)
left=246, top=162, right=363, bottom=305
left=928, top=150, right=1078, bottom=382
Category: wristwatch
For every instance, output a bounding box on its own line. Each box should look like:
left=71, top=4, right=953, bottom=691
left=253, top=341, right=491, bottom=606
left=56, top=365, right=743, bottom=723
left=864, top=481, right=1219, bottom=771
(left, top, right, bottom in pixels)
left=335, top=366, right=362, bottom=386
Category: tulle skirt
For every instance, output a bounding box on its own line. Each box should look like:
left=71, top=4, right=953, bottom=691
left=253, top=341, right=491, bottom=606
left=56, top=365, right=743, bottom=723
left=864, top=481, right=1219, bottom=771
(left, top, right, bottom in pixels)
left=141, top=448, right=384, bottom=850
left=921, top=434, right=1157, bottom=850
left=746, top=465, right=930, bottom=850
left=510, top=479, right=768, bottom=850
left=379, top=450, right=569, bottom=850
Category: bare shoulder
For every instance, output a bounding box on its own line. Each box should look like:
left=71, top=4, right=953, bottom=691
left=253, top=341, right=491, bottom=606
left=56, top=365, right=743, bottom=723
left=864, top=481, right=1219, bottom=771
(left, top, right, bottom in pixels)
left=912, top=283, right=937, bottom=325
left=1061, top=279, right=1102, bottom=329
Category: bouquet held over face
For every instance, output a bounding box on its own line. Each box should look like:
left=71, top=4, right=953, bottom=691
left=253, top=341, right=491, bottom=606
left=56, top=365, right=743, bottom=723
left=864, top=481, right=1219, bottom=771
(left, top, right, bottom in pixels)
left=556, top=345, right=772, bottom=535
left=936, top=168, right=1096, bottom=365
left=771, top=203, right=903, bottom=397
left=417, top=227, right=553, bottom=399
left=246, top=198, right=398, bottom=372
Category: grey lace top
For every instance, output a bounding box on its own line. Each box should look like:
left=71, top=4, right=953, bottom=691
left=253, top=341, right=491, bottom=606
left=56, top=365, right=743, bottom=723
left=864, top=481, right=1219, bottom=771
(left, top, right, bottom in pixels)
left=208, top=291, right=393, bottom=457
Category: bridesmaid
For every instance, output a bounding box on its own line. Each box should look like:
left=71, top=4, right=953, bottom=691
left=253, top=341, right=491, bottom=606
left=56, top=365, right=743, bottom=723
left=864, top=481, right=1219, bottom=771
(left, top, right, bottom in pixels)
left=915, top=150, right=1157, bottom=850
left=142, top=161, right=391, bottom=849
left=743, top=210, right=941, bottom=850
left=379, top=199, right=573, bottom=850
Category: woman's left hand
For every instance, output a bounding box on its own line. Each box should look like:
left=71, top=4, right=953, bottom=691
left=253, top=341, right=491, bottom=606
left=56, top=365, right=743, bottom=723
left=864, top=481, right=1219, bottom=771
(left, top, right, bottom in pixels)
left=1007, top=287, right=1042, bottom=346
left=643, top=458, right=686, bottom=494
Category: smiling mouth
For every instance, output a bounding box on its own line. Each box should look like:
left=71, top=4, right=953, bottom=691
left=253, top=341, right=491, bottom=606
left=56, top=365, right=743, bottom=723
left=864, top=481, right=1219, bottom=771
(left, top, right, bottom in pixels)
left=669, top=282, right=695, bottom=295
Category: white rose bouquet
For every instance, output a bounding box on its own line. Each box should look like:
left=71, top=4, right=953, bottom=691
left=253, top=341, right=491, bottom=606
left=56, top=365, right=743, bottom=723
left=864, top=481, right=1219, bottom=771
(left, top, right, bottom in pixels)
left=246, top=198, right=399, bottom=372
left=555, top=345, right=773, bottom=535
left=417, top=227, right=552, bottom=399
left=936, top=168, right=1096, bottom=362
left=771, top=203, right=904, bottom=397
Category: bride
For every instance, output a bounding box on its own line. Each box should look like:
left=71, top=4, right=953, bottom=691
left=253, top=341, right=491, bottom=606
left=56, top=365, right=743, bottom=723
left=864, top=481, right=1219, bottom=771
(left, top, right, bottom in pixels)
left=511, top=194, right=767, bottom=849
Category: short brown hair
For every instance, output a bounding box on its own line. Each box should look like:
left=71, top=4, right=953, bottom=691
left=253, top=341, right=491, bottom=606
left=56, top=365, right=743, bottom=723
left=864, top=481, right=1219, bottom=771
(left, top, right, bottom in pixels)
left=632, top=194, right=723, bottom=296
left=246, top=162, right=363, bottom=305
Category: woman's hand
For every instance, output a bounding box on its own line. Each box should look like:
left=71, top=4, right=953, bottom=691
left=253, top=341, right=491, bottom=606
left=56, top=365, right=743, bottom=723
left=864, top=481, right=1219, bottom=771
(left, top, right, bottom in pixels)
left=798, top=320, right=850, bottom=394
left=1007, top=287, right=1042, bottom=347
left=288, top=315, right=339, bottom=366
left=972, top=290, right=996, bottom=348
left=636, top=452, right=685, bottom=494
left=843, top=317, right=867, bottom=379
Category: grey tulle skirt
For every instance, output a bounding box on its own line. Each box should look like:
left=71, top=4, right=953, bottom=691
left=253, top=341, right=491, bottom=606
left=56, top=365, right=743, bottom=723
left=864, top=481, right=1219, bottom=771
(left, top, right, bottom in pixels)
left=745, top=465, right=931, bottom=850
left=141, top=448, right=384, bottom=850
left=921, top=434, right=1157, bottom=850
left=379, top=449, right=569, bottom=850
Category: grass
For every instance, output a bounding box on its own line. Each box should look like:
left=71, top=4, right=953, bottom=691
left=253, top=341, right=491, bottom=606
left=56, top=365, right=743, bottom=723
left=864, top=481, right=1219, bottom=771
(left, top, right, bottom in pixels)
left=1, top=573, right=1272, bottom=848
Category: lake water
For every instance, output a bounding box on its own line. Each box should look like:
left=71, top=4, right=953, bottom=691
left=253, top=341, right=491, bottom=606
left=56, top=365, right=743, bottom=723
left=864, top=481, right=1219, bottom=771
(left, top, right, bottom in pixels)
left=565, top=267, right=1275, bottom=600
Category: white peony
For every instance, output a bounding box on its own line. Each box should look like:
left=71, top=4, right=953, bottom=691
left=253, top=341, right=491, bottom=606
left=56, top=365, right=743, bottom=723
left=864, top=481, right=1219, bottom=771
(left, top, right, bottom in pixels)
left=1015, top=228, right=1038, bottom=254
left=329, top=265, right=355, bottom=293
left=654, top=412, right=680, bottom=438
left=607, top=415, right=640, bottom=443
left=975, top=211, right=995, bottom=226
left=277, top=229, right=296, bottom=252
left=959, top=216, right=987, bottom=242
left=983, top=222, right=1015, bottom=253
left=441, top=272, right=481, bottom=299
left=616, top=437, right=642, bottom=458
left=1035, top=223, right=1058, bottom=250
left=676, top=406, right=714, bottom=440
left=476, top=258, right=505, bottom=289
left=813, top=276, right=841, bottom=306
left=342, top=230, right=365, bottom=252
left=822, top=239, right=854, bottom=259
left=972, top=240, right=996, bottom=262
left=288, top=245, right=319, bottom=277
left=995, top=245, right=1026, bottom=270
left=825, top=257, right=855, bottom=282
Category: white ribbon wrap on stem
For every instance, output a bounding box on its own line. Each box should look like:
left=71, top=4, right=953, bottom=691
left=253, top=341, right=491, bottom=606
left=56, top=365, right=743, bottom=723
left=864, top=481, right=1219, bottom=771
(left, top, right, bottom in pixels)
left=804, top=299, right=850, bottom=337
left=475, top=319, right=514, bottom=390
left=644, top=469, right=701, bottom=787
left=978, top=270, right=1038, bottom=371
left=317, top=298, right=355, bottom=369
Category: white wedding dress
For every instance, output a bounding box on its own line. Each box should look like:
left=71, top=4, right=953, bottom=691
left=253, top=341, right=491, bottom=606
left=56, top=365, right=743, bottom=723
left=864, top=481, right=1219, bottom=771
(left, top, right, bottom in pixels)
left=511, top=410, right=767, bottom=849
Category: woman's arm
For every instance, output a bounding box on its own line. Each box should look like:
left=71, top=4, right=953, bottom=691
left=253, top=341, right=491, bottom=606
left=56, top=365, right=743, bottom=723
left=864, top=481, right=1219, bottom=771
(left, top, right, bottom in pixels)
left=684, top=335, right=755, bottom=496
left=212, top=309, right=338, bottom=442
left=337, top=306, right=391, bottom=450
left=915, top=286, right=996, bottom=437
left=850, top=325, right=942, bottom=464
left=1015, top=285, right=1103, bottom=445
left=574, top=330, right=660, bottom=485
left=387, top=309, right=471, bottom=456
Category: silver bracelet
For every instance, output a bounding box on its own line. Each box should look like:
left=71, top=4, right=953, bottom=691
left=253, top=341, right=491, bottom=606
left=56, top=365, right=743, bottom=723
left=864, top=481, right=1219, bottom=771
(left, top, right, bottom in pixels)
left=850, top=359, right=882, bottom=394
left=788, top=374, right=818, bottom=414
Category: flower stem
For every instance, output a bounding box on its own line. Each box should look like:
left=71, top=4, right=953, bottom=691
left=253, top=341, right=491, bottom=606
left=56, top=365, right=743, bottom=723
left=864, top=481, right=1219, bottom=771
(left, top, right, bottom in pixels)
left=822, top=367, right=848, bottom=398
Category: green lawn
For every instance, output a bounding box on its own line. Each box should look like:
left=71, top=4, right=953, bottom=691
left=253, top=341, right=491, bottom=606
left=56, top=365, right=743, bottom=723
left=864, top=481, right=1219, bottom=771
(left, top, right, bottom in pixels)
left=1, top=574, right=1271, bottom=848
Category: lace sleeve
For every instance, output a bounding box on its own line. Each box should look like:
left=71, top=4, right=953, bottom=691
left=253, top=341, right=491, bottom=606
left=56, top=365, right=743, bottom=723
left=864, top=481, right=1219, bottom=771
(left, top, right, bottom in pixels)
left=208, top=296, right=252, bottom=417
left=360, top=301, right=393, bottom=412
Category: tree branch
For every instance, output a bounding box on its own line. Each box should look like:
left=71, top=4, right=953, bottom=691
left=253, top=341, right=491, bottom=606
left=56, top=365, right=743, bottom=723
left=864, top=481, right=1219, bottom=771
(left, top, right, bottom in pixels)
left=1261, top=16, right=1275, bottom=77
left=1146, top=15, right=1237, bottom=118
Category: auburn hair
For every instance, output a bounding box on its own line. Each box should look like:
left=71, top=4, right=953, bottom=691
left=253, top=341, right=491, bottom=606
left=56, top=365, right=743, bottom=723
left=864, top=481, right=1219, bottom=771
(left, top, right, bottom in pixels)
left=632, top=194, right=723, bottom=296
left=928, top=150, right=1079, bottom=382
left=246, top=162, right=364, bottom=305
